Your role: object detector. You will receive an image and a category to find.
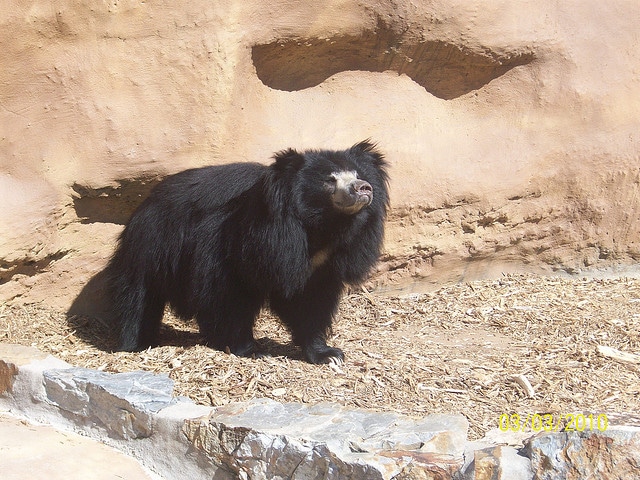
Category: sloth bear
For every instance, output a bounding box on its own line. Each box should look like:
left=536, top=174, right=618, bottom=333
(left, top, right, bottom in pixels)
left=106, top=141, right=388, bottom=364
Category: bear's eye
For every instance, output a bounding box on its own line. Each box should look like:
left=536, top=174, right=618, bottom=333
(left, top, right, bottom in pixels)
left=324, top=174, right=337, bottom=192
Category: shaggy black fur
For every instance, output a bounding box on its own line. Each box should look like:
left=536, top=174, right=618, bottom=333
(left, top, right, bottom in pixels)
left=105, top=141, right=388, bottom=364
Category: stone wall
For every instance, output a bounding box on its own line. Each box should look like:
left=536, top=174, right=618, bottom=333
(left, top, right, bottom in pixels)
left=1, top=1, right=640, bottom=304
left=3, top=344, right=639, bottom=480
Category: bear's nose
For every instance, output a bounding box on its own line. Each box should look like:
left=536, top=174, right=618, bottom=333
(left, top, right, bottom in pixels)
left=352, top=179, right=372, bottom=194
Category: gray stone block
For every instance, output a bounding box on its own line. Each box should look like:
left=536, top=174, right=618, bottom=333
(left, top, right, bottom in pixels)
left=183, top=398, right=469, bottom=479
left=43, top=368, right=176, bottom=439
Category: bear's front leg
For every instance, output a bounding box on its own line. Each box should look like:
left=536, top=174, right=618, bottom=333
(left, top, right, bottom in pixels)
left=195, top=291, right=262, bottom=358
left=302, top=336, right=345, bottom=365
left=269, top=270, right=345, bottom=364
left=200, top=323, right=260, bottom=358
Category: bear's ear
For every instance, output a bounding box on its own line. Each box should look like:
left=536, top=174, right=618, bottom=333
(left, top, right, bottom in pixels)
left=272, top=148, right=305, bottom=173
left=350, top=139, right=386, bottom=167
left=350, top=139, right=378, bottom=155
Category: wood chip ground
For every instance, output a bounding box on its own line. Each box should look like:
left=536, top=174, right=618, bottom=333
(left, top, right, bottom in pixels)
left=2, top=274, right=639, bottom=439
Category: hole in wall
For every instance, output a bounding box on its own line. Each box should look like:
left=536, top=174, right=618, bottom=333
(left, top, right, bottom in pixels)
left=72, top=178, right=162, bottom=225
left=252, top=22, right=535, bottom=99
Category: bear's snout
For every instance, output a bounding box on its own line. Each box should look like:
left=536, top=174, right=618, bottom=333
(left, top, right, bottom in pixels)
left=352, top=179, right=373, bottom=200
left=332, top=176, right=373, bottom=214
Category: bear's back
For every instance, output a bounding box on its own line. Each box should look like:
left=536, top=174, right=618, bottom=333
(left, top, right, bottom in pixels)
left=149, top=162, right=267, bottom=212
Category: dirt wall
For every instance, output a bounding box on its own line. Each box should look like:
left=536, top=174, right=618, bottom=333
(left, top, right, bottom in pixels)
left=1, top=1, right=639, bottom=305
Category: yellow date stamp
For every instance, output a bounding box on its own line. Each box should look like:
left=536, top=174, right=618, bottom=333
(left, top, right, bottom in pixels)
left=498, top=413, right=609, bottom=433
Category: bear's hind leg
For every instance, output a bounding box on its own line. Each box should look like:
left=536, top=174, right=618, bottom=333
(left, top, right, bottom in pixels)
left=116, top=285, right=165, bottom=351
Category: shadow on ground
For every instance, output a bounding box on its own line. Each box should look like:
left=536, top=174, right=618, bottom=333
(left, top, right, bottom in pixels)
left=67, top=269, right=303, bottom=359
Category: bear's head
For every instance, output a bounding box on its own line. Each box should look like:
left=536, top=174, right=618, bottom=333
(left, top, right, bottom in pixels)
left=272, top=140, right=388, bottom=221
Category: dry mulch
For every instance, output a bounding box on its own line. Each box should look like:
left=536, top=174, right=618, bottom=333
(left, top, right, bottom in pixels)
left=2, top=274, right=639, bottom=440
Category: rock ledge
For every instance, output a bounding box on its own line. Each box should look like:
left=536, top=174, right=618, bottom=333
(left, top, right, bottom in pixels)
left=1, top=344, right=638, bottom=480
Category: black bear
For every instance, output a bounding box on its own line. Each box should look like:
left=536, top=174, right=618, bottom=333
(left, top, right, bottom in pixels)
left=105, top=141, right=388, bottom=364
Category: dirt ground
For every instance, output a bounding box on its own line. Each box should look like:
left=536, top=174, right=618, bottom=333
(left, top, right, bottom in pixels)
left=2, top=273, right=639, bottom=440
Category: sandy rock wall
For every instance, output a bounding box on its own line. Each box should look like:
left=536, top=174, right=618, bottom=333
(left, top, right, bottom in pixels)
left=1, top=1, right=639, bottom=304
